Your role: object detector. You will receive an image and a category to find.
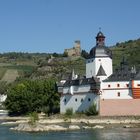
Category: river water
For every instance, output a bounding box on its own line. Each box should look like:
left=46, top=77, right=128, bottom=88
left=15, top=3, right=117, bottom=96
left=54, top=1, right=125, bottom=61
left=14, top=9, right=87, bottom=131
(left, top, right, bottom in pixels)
left=0, top=124, right=140, bottom=140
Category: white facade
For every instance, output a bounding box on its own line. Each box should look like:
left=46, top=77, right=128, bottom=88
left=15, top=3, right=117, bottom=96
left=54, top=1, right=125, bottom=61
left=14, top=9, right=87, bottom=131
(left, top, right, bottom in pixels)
left=60, top=84, right=99, bottom=113
left=86, top=56, right=112, bottom=80
left=101, top=81, right=132, bottom=99
left=63, top=85, right=91, bottom=94
left=60, top=92, right=99, bottom=113
left=133, top=80, right=140, bottom=87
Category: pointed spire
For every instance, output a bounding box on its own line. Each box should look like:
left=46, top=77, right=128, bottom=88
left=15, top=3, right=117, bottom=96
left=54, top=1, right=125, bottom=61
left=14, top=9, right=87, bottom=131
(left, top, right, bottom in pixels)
left=71, top=69, right=77, bottom=80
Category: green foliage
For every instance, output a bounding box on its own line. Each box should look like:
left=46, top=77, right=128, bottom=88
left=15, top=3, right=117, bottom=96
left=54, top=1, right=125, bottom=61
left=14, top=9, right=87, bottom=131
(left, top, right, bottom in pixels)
left=4, top=79, right=60, bottom=116
left=28, top=112, right=39, bottom=125
left=85, top=103, right=98, bottom=116
left=63, top=52, right=68, bottom=57
left=65, top=108, right=73, bottom=118
left=81, top=50, right=90, bottom=59
left=0, top=81, right=8, bottom=95
left=111, top=38, right=140, bottom=69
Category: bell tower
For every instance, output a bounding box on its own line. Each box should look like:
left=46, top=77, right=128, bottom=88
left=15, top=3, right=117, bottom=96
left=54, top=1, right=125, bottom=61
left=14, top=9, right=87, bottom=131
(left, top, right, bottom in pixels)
left=86, top=30, right=113, bottom=81
left=96, top=31, right=105, bottom=46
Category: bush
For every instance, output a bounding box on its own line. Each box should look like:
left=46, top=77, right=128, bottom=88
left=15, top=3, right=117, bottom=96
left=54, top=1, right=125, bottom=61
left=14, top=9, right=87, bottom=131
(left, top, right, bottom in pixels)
left=85, top=103, right=98, bottom=116
left=28, top=112, right=39, bottom=125
left=65, top=108, right=73, bottom=117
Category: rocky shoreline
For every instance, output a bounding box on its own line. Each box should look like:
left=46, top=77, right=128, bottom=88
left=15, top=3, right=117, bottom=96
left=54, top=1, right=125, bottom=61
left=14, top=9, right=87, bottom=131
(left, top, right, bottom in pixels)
left=10, top=123, right=105, bottom=132
left=1, top=116, right=140, bottom=132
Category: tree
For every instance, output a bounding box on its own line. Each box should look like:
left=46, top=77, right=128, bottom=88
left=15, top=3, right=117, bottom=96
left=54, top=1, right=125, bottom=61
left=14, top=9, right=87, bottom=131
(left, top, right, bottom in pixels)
left=81, top=50, right=90, bottom=59
left=0, top=81, right=8, bottom=95
left=63, top=52, right=68, bottom=57
left=4, top=79, right=60, bottom=116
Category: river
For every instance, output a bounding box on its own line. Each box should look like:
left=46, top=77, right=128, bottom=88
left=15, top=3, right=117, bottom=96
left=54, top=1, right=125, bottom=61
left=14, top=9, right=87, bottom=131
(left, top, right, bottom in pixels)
left=0, top=124, right=140, bottom=140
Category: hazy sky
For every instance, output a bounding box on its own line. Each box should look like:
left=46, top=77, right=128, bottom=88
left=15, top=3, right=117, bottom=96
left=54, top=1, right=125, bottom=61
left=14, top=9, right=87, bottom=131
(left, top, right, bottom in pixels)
left=0, top=0, right=140, bottom=53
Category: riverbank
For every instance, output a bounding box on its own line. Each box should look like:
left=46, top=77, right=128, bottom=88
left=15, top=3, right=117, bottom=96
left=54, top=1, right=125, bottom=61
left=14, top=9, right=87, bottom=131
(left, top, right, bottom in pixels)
left=1, top=115, right=140, bottom=132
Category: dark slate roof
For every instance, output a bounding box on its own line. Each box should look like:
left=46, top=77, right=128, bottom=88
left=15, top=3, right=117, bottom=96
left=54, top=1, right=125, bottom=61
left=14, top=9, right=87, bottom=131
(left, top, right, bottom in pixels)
left=96, top=65, right=107, bottom=76
left=104, top=71, right=132, bottom=82
left=62, top=77, right=100, bottom=89
left=104, top=58, right=139, bottom=82
left=90, top=46, right=112, bottom=59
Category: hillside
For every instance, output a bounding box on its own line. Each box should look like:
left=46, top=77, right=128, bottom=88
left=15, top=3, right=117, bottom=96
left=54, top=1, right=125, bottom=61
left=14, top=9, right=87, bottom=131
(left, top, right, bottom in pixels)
left=0, top=38, right=139, bottom=82
left=111, top=38, right=140, bottom=69
left=31, top=56, right=85, bottom=80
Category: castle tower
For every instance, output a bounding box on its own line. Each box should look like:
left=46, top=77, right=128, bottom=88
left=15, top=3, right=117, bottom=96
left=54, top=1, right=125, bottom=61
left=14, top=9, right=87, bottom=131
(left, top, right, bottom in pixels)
left=86, top=31, right=112, bottom=81
left=74, top=40, right=81, bottom=56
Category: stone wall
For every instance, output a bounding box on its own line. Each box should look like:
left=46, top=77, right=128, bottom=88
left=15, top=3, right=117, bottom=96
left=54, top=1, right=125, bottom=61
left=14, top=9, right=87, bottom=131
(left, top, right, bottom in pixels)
left=65, top=40, right=81, bottom=57
left=100, top=99, right=140, bottom=116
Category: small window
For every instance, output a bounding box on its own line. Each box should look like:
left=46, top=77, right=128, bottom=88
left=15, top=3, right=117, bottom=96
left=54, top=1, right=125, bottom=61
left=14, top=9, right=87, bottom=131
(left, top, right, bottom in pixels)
left=99, top=59, right=101, bottom=61
left=108, top=84, right=111, bottom=88
left=64, top=99, right=66, bottom=102
left=126, top=84, right=129, bottom=87
left=88, top=98, right=91, bottom=102
left=117, top=84, right=120, bottom=87
left=117, top=92, right=120, bottom=97
left=137, top=84, right=140, bottom=87
left=81, top=98, right=83, bottom=102
left=75, top=98, right=77, bottom=102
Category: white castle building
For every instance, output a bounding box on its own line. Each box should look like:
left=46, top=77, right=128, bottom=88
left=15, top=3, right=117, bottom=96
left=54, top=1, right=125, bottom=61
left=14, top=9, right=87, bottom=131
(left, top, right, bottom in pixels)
left=58, top=31, right=140, bottom=116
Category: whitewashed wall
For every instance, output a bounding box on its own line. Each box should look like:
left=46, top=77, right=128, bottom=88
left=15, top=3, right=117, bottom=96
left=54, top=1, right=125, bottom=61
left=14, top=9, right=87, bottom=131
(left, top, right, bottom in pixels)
left=86, top=58, right=95, bottom=78
left=86, top=57, right=112, bottom=80
left=133, top=80, right=140, bottom=87
left=101, top=81, right=132, bottom=99
left=95, top=57, right=112, bottom=79
left=63, top=85, right=91, bottom=94
left=60, top=93, right=99, bottom=113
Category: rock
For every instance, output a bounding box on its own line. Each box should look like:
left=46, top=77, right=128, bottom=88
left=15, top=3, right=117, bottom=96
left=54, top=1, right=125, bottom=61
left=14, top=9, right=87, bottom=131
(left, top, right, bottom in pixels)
left=10, top=123, right=68, bottom=132
left=92, top=125, right=104, bottom=129
left=82, top=126, right=92, bottom=129
left=68, top=125, right=80, bottom=130
left=44, top=125, right=67, bottom=131
left=123, top=125, right=133, bottom=128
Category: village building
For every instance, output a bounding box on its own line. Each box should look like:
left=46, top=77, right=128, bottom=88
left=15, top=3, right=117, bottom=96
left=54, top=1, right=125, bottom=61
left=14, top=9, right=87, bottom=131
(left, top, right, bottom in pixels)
left=58, top=31, right=140, bottom=116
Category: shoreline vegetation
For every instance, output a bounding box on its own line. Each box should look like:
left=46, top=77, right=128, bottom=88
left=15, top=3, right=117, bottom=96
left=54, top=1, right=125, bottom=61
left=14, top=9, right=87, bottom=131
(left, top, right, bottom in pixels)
left=1, top=114, right=140, bottom=132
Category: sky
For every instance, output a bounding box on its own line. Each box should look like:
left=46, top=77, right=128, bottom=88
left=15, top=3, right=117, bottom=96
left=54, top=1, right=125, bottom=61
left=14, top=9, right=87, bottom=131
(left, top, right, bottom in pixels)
left=0, top=0, right=140, bottom=53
